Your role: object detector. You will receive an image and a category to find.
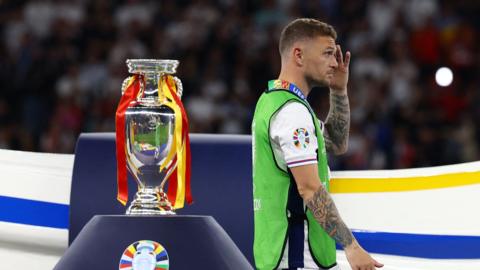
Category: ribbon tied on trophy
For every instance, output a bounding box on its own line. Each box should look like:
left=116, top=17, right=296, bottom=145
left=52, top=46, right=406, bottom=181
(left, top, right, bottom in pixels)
left=115, top=59, right=192, bottom=215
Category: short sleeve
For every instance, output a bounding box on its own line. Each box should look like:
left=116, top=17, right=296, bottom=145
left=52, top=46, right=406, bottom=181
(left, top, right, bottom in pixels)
left=270, top=101, right=318, bottom=168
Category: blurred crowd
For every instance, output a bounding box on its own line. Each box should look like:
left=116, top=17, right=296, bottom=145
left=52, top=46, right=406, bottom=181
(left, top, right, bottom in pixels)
left=0, top=0, right=479, bottom=170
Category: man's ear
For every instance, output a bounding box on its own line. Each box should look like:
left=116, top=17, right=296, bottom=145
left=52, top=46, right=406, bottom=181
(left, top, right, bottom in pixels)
left=293, top=47, right=303, bottom=66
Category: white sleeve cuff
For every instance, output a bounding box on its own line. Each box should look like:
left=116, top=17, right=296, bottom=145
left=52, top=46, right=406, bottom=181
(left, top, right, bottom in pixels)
left=287, top=158, right=318, bottom=168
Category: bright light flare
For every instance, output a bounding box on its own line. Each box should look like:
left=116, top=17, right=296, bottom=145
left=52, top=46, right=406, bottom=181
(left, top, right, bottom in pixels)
left=435, top=67, right=453, bottom=87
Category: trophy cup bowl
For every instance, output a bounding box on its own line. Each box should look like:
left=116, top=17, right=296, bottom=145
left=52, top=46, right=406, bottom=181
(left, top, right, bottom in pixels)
left=123, top=59, right=181, bottom=215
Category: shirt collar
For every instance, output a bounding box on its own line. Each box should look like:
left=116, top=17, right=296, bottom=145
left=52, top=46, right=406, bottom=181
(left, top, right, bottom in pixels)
left=267, top=79, right=306, bottom=101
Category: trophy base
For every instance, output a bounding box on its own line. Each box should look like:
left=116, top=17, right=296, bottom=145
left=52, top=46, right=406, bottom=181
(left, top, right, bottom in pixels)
left=126, top=188, right=175, bottom=216
left=126, top=208, right=175, bottom=216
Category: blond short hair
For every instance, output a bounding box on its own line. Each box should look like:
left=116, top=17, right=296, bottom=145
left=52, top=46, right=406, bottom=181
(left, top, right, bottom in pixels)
left=279, top=18, right=337, bottom=56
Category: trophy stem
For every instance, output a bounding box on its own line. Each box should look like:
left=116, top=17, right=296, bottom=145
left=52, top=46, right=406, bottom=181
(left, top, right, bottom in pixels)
left=126, top=187, right=175, bottom=215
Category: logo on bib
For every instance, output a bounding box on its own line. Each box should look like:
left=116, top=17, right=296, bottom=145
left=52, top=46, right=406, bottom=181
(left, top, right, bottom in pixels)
left=293, top=128, right=310, bottom=149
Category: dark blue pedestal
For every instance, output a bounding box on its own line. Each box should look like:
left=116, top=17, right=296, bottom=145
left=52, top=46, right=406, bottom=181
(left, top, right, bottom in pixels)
left=54, top=215, right=253, bottom=270
left=69, top=133, right=254, bottom=264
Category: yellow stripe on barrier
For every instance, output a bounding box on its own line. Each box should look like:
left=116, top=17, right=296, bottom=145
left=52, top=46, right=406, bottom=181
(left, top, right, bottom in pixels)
left=330, top=171, right=480, bottom=193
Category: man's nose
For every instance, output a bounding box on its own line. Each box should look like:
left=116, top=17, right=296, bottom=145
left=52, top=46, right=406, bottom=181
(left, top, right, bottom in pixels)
left=331, top=56, right=338, bottom=68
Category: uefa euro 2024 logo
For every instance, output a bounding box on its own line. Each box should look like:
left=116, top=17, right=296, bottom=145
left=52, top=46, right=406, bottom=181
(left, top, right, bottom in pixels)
left=293, top=128, right=310, bottom=149
left=119, top=240, right=170, bottom=270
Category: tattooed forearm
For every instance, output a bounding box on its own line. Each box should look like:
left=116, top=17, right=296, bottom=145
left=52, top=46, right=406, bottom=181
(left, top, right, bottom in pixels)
left=324, top=92, right=350, bottom=155
left=306, top=185, right=354, bottom=247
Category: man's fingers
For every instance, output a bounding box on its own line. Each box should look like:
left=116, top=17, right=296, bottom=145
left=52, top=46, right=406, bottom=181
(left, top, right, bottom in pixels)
left=354, top=259, right=383, bottom=270
left=374, top=259, right=384, bottom=268
left=336, top=44, right=343, bottom=65
left=344, top=51, right=351, bottom=68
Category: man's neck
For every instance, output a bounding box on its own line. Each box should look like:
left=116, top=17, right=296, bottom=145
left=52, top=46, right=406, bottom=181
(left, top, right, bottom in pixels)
left=277, top=72, right=310, bottom=97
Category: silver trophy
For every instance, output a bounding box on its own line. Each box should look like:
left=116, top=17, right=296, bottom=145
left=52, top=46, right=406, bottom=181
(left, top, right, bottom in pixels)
left=122, top=59, right=183, bottom=215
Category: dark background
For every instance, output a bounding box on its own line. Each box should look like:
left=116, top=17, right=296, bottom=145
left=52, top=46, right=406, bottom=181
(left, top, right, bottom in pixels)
left=0, top=0, right=479, bottom=170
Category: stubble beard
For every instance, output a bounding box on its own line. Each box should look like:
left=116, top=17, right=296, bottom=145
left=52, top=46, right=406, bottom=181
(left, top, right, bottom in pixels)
left=305, top=73, right=330, bottom=89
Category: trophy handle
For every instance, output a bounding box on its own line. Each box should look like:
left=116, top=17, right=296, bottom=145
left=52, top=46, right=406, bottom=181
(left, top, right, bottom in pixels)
left=173, top=76, right=183, bottom=99
left=121, top=76, right=133, bottom=95
left=121, top=75, right=145, bottom=98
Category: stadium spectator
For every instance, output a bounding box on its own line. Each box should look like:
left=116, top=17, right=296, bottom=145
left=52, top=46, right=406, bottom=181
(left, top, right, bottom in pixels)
left=0, top=0, right=478, bottom=169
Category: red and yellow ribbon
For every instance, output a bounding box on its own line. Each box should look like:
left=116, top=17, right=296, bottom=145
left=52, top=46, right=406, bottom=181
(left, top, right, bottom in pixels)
left=160, top=75, right=193, bottom=209
left=115, top=75, right=143, bottom=205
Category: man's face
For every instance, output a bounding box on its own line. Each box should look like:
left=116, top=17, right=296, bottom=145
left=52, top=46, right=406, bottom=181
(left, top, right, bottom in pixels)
left=301, top=36, right=338, bottom=88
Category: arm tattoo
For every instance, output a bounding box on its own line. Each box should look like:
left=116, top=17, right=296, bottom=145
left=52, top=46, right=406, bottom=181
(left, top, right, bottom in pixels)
left=306, top=185, right=354, bottom=247
left=324, top=92, right=350, bottom=154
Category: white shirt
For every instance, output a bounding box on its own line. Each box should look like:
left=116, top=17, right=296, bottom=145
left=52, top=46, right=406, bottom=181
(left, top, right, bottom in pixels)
left=270, top=101, right=324, bottom=171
